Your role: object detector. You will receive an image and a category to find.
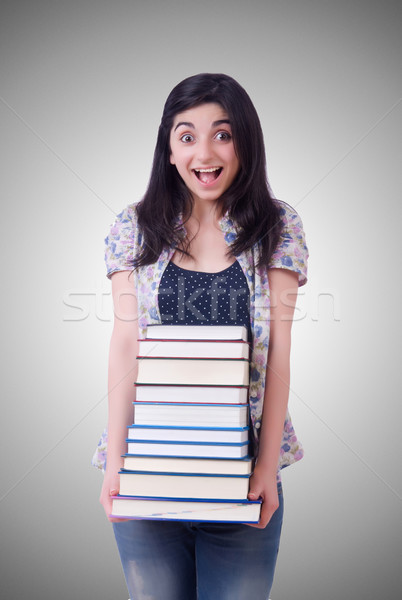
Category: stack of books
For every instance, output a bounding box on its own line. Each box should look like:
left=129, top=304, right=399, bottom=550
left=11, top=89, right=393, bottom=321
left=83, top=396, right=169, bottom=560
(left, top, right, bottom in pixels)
left=110, top=324, right=261, bottom=523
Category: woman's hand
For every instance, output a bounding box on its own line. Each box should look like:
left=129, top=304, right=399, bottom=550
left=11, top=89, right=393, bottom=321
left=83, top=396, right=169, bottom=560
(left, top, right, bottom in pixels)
left=99, top=468, right=128, bottom=523
left=247, top=464, right=279, bottom=529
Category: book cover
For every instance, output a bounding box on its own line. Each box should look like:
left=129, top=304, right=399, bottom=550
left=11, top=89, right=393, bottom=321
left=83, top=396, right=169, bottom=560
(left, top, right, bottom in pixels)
left=138, top=338, right=250, bottom=359
left=122, top=454, right=253, bottom=475
left=118, top=469, right=251, bottom=500
left=126, top=439, right=249, bottom=459
left=133, top=402, right=249, bottom=427
left=110, top=495, right=261, bottom=523
left=127, top=424, right=250, bottom=443
left=145, top=324, right=248, bottom=341
left=134, top=384, right=249, bottom=404
left=136, top=357, right=249, bottom=386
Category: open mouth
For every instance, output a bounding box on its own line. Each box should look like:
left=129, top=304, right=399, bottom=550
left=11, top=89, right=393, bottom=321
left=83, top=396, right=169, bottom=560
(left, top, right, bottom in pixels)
left=193, top=167, right=223, bottom=184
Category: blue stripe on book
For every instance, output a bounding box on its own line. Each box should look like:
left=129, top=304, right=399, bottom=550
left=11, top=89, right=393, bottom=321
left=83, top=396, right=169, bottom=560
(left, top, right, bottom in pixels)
left=127, top=425, right=250, bottom=431
left=123, top=454, right=252, bottom=461
left=123, top=455, right=252, bottom=460
left=134, top=383, right=249, bottom=388
left=111, top=516, right=259, bottom=523
left=126, top=439, right=249, bottom=447
left=119, top=469, right=250, bottom=478
left=132, top=402, right=248, bottom=407
left=116, top=494, right=251, bottom=502
left=137, top=357, right=249, bottom=361
left=114, top=494, right=260, bottom=504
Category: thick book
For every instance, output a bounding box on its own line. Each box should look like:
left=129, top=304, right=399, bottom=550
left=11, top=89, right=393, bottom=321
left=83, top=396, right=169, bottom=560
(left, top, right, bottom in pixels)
left=145, top=324, right=248, bottom=341
left=134, top=384, right=248, bottom=404
left=133, top=402, right=249, bottom=427
left=138, top=338, right=250, bottom=359
left=118, top=469, right=251, bottom=500
left=136, top=357, right=249, bottom=386
left=122, top=454, right=253, bottom=475
left=126, top=439, right=249, bottom=459
left=110, top=495, right=261, bottom=523
left=127, top=424, right=250, bottom=444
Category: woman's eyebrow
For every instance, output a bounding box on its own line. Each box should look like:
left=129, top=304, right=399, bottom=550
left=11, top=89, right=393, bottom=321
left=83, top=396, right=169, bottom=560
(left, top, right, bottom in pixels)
left=173, top=119, right=231, bottom=132
left=212, top=119, right=231, bottom=127
left=174, top=121, right=194, bottom=131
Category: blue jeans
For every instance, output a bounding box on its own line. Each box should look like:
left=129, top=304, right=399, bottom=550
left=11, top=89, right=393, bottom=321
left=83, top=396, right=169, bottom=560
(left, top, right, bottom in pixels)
left=112, top=483, right=283, bottom=600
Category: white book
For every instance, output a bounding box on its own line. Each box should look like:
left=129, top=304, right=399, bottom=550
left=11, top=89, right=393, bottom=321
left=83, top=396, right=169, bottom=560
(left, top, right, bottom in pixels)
left=136, top=358, right=249, bottom=386
left=122, top=455, right=253, bottom=475
left=138, top=339, right=250, bottom=359
left=111, top=496, right=261, bottom=523
left=127, top=424, right=250, bottom=443
left=118, top=470, right=250, bottom=500
left=126, top=440, right=249, bottom=459
left=133, top=402, right=249, bottom=427
left=145, top=324, right=248, bottom=341
left=134, top=384, right=249, bottom=404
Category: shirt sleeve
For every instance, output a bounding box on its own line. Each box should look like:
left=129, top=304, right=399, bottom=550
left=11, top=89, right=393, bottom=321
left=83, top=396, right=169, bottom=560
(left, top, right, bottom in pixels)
left=269, top=201, right=308, bottom=286
left=104, top=204, right=138, bottom=278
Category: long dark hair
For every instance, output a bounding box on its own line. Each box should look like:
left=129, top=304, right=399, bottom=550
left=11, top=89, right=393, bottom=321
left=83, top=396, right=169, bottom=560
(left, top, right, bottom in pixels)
left=134, top=73, right=282, bottom=269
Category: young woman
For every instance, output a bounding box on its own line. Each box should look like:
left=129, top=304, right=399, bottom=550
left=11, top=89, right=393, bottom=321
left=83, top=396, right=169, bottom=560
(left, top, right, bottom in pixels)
left=93, top=73, right=308, bottom=600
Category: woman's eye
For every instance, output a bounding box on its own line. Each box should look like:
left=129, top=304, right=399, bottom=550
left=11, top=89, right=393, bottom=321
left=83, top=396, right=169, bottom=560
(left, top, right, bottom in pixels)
left=215, top=131, right=232, bottom=142
left=180, top=134, right=194, bottom=143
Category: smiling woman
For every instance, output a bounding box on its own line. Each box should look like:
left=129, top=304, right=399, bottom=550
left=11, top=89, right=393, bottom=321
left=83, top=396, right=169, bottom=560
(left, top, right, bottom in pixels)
left=169, top=103, right=240, bottom=207
left=95, top=73, right=308, bottom=600
left=131, top=73, right=285, bottom=271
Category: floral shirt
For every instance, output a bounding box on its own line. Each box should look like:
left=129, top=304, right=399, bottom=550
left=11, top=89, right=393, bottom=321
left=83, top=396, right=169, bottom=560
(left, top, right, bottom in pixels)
left=92, top=200, right=308, bottom=476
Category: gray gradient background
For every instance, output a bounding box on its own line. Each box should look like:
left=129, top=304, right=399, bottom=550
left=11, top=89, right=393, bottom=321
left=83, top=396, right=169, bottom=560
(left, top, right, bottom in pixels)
left=0, top=0, right=401, bottom=598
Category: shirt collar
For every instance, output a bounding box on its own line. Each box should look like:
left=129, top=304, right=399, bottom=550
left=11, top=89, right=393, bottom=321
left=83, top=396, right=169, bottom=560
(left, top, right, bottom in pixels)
left=174, top=212, right=237, bottom=236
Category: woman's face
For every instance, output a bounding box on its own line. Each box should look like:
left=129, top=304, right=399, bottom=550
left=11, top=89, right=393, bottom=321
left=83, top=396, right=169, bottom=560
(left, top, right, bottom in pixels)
left=169, top=103, right=240, bottom=206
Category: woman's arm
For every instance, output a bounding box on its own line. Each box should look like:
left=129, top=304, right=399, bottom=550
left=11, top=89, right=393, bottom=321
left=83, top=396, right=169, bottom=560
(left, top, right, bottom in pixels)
left=248, top=268, right=299, bottom=528
left=99, top=270, right=139, bottom=522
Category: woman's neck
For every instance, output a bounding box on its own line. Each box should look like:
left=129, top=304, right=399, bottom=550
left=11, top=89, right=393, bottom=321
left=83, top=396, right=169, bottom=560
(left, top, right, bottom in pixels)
left=184, top=199, right=224, bottom=227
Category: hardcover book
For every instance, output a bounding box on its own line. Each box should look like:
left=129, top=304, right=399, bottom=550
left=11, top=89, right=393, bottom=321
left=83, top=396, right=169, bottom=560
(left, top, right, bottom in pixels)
left=126, top=439, right=249, bottom=459
left=138, top=338, right=250, bottom=359
left=145, top=324, right=248, bottom=341
left=122, top=454, right=253, bottom=475
left=136, top=357, right=249, bottom=386
left=118, top=469, right=251, bottom=500
left=132, top=402, right=249, bottom=427
left=127, top=424, right=250, bottom=444
left=111, top=495, right=261, bottom=523
left=134, top=384, right=249, bottom=404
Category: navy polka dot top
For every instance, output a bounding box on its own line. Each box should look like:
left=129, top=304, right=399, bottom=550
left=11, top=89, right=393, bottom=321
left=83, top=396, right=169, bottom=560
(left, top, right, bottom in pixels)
left=158, top=260, right=251, bottom=340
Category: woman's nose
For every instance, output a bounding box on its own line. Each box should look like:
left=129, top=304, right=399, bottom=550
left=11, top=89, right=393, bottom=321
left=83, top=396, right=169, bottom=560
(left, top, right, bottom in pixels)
left=196, top=137, right=214, bottom=163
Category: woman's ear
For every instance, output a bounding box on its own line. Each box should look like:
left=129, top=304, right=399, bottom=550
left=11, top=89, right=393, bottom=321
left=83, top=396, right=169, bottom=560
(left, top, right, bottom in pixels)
left=170, top=153, right=175, bottom=165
